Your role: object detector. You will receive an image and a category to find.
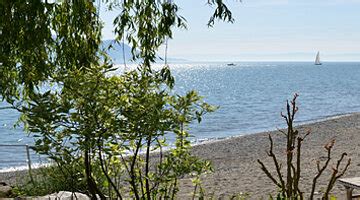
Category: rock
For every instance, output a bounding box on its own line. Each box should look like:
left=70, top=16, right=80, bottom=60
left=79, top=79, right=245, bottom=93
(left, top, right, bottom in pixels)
left=0, top=185, right=12, bottom=197
left=40, top=191, right=90, bottom=200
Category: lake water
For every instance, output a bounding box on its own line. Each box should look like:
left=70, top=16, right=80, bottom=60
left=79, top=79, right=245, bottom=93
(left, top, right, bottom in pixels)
left=1, top=62, right=360, bottom=170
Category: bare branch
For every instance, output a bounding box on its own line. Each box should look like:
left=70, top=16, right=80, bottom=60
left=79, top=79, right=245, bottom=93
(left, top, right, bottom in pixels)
left=257, top=159, right=282, bottom=188
left=323, top=153, right=351, bottom=199
left=301, top=129, right=311, bottom=140
left=310, top=142, right=332, bottom=199
left=268, top=135, right=286, bottom=189
left=293, top=137, right=303, bottom=195
left=277, top=128, right=287, bottom=136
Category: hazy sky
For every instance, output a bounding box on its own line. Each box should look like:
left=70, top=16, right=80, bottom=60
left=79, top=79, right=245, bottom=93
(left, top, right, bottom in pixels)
left=101, top=0, right=360, bottom=61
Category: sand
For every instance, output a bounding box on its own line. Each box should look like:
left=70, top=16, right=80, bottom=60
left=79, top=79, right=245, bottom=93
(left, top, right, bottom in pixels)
left=178, top=113, right=360, bottom=199
left=2, top=113, right=360, bottom=199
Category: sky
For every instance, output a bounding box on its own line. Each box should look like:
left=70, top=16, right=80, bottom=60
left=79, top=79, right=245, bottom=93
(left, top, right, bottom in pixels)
left=100, top=0, right=360, bottom=62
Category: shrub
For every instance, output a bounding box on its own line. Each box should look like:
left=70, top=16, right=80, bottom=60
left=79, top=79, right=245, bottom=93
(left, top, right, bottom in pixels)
left=258, top=94, right=351, bottom=200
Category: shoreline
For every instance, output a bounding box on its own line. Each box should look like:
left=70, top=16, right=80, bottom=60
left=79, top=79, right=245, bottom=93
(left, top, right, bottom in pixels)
left=1, top=112, right=360, bottom=198
left=1, top=112, right=356, bottom=173
left=190, top=112, right=356, bottom=147
left=178, top=112, right=360, bottom=198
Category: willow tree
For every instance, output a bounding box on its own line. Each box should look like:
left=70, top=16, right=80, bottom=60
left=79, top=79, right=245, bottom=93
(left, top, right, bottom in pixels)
left=0, top=0, right=235, bottom=198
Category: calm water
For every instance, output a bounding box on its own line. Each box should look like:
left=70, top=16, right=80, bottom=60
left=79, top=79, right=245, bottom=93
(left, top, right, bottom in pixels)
left=1, top=62, right=360, bottom=169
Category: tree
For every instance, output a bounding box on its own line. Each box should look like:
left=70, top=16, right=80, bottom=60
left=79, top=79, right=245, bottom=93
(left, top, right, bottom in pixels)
left=1, top=0, right=235, bottom=103
left=1, top=0, right=235, bottom=198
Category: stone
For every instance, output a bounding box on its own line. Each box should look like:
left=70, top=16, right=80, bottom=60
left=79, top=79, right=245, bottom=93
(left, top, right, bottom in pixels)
left=39, top=191, right=90, bottom=200
left=0, top=185, right=12, bottom=198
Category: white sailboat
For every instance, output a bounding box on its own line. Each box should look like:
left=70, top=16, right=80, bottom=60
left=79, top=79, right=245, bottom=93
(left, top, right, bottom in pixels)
left=315, top=51, right=322, bottom=65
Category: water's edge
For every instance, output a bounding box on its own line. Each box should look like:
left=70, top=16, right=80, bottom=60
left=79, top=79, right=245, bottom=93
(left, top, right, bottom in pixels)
left=1, top=111, right=356, bottom=173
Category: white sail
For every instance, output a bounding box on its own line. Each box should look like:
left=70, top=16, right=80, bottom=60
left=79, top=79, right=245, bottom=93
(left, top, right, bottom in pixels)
left=315, top=51, right=321, bottom=65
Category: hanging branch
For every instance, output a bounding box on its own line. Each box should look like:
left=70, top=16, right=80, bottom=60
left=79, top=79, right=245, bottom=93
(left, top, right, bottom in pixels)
left=122, top=33, right=128, bottom=70
left=164, top=37, right=168, bottom=65
left=0, top=106, right=13, bottom=110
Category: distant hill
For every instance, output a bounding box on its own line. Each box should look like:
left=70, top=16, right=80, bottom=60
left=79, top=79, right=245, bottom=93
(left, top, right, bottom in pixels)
left=101, top=40, right=133, bottom=64
left=102, top=40, right=187, bottom=64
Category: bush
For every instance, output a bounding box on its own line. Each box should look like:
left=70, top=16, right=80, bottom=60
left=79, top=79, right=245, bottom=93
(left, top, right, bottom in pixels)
left=258, top=94, right=350, bottom=200
left=13, top=162, right=87, bottom=197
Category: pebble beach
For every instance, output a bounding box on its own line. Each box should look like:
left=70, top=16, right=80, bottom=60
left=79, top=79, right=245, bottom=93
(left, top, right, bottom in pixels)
left=1, top=113, right=360, bottom=199
left=178, top=112, right=360, bottom=199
